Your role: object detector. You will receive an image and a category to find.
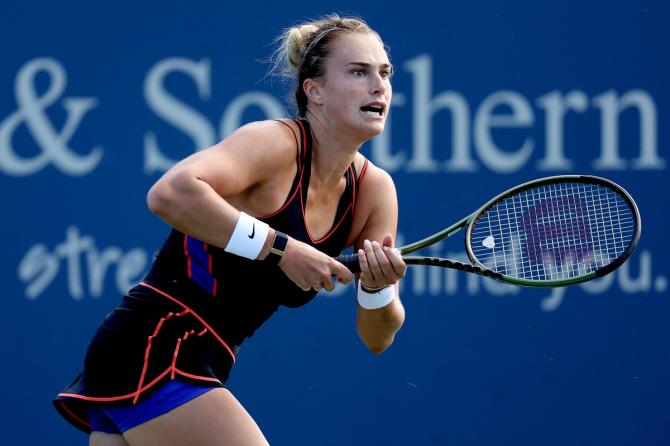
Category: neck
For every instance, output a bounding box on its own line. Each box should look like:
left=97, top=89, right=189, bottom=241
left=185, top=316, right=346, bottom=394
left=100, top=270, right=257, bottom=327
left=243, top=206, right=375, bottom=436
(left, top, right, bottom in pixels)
left=304, top=111, right=363, bottom=187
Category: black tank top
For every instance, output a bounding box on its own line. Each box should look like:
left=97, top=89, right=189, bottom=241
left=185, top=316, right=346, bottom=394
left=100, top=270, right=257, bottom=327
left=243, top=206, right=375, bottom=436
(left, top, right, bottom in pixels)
left=145, top=118, right=368, bottom=344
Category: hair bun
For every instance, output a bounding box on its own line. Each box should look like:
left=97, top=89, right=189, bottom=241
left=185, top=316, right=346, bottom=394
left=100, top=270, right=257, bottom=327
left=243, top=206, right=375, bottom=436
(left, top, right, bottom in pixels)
left=286, top=24, right=319, bottom=71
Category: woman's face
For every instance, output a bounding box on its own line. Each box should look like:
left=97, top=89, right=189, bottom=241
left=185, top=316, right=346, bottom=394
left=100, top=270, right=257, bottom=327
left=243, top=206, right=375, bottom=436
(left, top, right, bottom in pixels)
left=313, top=32, right=393, bottom=139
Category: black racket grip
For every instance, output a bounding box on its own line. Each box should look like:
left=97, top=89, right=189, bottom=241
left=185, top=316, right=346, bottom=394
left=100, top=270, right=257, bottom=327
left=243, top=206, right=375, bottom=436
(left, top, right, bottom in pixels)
left=334, top=254, right=361, bottom=273
left=412, top=256, right=504, bottom=281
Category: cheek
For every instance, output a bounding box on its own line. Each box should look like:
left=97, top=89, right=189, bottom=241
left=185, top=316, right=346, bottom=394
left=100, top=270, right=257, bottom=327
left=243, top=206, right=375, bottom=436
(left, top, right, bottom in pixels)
left=328, top=88, right=359, bottom=113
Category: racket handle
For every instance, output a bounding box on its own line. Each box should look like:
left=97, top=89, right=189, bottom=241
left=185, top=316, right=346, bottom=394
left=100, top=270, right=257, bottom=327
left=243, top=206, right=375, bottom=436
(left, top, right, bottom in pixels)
left=334, top=254, right=361, bottom=273
left=404, top=256, right=503, bottom=281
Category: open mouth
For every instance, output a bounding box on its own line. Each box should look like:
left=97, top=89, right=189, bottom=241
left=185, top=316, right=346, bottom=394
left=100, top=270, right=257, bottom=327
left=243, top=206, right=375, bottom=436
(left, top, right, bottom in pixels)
left=360, top=104, right=385, bottom=117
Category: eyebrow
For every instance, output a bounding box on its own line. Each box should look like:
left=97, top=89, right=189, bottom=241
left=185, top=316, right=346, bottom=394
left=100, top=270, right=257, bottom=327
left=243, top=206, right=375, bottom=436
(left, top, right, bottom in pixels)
left=346, top=62, right=394, bottom=71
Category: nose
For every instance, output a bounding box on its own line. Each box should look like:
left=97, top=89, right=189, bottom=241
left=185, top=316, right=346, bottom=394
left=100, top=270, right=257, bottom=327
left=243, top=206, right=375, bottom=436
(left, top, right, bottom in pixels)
left=369, top=71, right=389, bottom=95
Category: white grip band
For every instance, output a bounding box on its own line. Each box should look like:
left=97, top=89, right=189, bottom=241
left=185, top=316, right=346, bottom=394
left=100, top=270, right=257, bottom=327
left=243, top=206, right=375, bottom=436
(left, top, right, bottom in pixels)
left=224, top=211, right=269, bottom=260
left=357, top=282, right=395, bottom=310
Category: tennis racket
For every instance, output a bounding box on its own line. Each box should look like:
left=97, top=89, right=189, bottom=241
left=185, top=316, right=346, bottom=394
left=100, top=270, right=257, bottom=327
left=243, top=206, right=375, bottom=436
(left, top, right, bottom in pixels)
left=335, top=175, right=641, bottom=288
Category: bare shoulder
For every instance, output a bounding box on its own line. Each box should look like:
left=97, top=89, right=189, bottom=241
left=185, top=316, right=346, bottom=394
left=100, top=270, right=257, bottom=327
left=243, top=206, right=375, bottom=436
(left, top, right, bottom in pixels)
left=168, top=119, right=301, bottom=199
left=219, top=119, right=299, bottom=165
left=354, top=153, right=397, bottom=201
left=348, top=154, right=399, bottom=246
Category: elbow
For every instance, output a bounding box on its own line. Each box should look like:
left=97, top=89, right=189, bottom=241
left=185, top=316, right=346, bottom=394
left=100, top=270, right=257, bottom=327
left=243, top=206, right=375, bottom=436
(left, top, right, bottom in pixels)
left=357, top=326, right=394, bottom=355
left=365, top=340, right=393, bottom=355
left=358, top=319, right=404, bottom=355
left=146, top=173, right=189, bottom=222
left=146, top=182, right=171, bottom=218
left=356, top=298, right=405, bottom=355
left=145, top=164, right=198, bottom=219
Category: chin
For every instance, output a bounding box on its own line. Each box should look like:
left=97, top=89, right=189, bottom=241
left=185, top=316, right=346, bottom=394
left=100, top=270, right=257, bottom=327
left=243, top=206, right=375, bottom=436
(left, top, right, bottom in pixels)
left=356, top=116, right=386, bottom=133
left=363, top=121, right=386, bottom=138
left=341, top=115, right=386, bottom=141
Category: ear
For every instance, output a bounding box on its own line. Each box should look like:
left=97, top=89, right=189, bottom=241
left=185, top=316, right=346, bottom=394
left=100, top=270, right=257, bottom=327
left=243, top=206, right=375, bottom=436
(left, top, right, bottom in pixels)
left=303, top=78, right=324, bottom=106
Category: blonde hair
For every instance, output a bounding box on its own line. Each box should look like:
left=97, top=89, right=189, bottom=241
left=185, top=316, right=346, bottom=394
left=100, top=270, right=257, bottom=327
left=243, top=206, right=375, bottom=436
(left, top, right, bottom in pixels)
left=269, top=14, right=384, bottom=116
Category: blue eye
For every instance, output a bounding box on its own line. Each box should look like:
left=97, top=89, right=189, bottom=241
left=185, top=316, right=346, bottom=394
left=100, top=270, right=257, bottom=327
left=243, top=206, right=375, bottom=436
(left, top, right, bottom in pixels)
left=352, top=69, right=366, bottom=77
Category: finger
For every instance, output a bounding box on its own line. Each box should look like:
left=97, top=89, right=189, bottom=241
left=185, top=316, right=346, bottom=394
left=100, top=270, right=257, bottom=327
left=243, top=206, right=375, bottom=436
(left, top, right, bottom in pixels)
left=381, top=234, right=403, bottom=263
left=382, top=233, right=394, bottom=249
left=364, top=240, right=385, bottom=286
left=377, top=234, right=405, bottom=279
left=331, top=259, right=354, bottom=284
left=320, top=273, right=335, bottom=292
left=323, top=280, right=336, bottom=292
left=371, top=240, right=395, bottom=282
left=357, top=247, right=374, bottom=284
left=286, top=272, right=311, bottom=291
left=383, top=245, right=407, bottom=278
left=334, top=275, right=350, bottom=285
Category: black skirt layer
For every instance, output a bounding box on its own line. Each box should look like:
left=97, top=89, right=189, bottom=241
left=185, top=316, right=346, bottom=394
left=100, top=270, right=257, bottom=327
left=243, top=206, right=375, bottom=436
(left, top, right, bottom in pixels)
left=53, top=279, right=239, bottom=434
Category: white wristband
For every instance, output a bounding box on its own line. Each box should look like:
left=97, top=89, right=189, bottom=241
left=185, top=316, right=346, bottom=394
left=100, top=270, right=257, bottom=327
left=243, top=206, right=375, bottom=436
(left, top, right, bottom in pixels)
left=357, top=281, right=395, bottom=310
left=224, top=211, right=269, bottom=260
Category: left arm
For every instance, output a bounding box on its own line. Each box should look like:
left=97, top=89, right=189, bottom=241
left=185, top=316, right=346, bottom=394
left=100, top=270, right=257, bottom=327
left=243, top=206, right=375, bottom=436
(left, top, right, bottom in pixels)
left=353, top=164, right=406, bottom=354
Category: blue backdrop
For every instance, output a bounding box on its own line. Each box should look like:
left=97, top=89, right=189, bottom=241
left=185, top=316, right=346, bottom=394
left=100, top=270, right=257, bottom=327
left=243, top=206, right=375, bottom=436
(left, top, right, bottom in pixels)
left=2, top=1, right=668, bottom=445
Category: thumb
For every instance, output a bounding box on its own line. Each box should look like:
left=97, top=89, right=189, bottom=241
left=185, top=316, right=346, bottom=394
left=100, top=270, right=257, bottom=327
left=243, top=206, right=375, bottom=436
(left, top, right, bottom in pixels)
left=333, top=260, right=354, bottom=284
left=382, top=234, right=394, bottom=248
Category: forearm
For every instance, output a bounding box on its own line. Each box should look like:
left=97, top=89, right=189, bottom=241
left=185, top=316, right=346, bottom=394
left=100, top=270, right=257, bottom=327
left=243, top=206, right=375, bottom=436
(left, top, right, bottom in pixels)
left=355, top=287, right=405, bottom=354
left=147, top=172, right=275, bottom=256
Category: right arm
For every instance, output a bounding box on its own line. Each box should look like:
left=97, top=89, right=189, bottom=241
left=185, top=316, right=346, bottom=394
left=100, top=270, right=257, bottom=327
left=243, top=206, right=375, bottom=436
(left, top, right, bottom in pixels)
left=146, top=121, right=275, bottom=248
left=146, top=120, right=352, bottom=290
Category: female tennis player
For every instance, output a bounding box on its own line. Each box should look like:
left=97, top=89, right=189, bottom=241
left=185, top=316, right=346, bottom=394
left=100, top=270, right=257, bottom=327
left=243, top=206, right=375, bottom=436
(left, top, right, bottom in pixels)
left=54, top=14, right=406, bottom=445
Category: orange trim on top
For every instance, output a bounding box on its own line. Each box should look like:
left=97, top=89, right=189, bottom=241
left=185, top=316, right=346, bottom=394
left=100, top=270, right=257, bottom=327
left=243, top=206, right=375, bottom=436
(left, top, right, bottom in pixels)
left=295, top=118, right=308, bottom=164
left=275, top=119, right=301, bottom=169
left=321, top=204, right=353, bottom=241
left=294, top=117, right=354, bottom=243
left=350, top=164, right=357, bottom=211
left=258, top=119, right=307, bottom=220
left=299, top=182, right=353, bottom=244
left=352, top=158, right=369, bottom=214
left=257, top=165, right=304, bottom=219
left=297, top=159, right=355, bottom=244
left=359, top=159, right=369, bottom=184
left=138, top=282, right=236, bottom=362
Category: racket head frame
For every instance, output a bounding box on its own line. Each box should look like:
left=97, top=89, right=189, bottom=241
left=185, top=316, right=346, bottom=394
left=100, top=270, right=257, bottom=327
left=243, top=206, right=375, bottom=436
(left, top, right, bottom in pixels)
left=463, top=174, right=642, bottom=287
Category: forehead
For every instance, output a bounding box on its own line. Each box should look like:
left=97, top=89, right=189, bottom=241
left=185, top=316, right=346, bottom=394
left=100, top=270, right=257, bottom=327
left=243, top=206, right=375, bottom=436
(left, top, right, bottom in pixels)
left=328, top=32, right=389, bottom=65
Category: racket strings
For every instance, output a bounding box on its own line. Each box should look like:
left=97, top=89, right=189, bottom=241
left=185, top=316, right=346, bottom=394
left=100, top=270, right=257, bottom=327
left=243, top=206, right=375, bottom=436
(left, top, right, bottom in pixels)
left=469, top=182, right=636, bottom=281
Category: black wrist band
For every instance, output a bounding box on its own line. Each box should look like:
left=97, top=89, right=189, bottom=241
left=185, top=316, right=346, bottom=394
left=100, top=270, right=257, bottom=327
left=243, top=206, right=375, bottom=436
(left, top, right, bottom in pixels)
left=360, top=283, right=391, bottom=293
left=266, top=231, right=288, bottom=264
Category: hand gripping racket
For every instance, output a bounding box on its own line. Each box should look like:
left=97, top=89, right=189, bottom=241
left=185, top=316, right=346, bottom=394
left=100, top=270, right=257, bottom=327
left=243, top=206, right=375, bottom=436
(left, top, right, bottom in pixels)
left=335, top=175, right=641, bottom=287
